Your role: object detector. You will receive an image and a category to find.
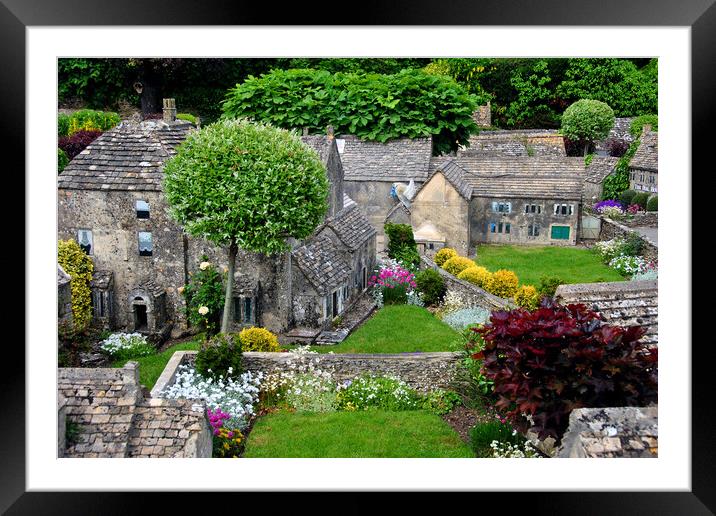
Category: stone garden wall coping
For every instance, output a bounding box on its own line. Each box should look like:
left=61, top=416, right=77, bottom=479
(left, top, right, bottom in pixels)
left=420, top=255, right=515, bottom=311
left=153, top=350, right=464, bottom=395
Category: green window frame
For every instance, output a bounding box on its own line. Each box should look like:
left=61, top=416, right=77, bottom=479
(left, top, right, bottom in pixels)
left=550, top=225, right=570, bottom=240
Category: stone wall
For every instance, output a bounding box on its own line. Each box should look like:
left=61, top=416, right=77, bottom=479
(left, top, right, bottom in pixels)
left=59, top=362, right=212, bottom=458
left=154, top=350, right=463, bottom=394
left=472, top=103, right=492, bottom=127
left=557, top=406, right=658, bottom=458
left=57, top=265, right=73, bottom=326
left=619, top=212, right=658, bottom=228
left=598, top=217, right=657, bottom=261
left=420, top=255, right=514, bottom=311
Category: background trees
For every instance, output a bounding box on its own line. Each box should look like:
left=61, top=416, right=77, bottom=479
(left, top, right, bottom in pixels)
left=58, top=57, right=657, bottom=131
left=162, top=119, right=329, bottom=333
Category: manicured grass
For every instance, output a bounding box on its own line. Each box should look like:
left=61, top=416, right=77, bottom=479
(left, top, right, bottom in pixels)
left=474, top=244, right=624, bottom=287
left=286, top=304, right=461, bottom=353
left=242, top=410, right=474, bottom=458
left=112, top=339, right=201, bottom=389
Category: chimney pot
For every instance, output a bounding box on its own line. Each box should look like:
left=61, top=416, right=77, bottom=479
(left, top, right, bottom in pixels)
left=302, top=127, right=309, bottom=136
left=327, top=125, right=335, bottom=139
left=162, top=98, right=177, bottom=123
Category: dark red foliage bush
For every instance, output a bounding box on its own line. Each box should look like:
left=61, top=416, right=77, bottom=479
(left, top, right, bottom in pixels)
left=473, top=298, right=657, bottom=442
left=58, top=129, right=102, bottom=160
left=605, top=138, right=629, bottom=157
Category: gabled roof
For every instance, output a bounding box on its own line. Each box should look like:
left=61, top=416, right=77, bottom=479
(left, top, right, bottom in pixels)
left=584, top=156, right=619, bottom=184
left=336, top=135, right=433, bottom=181
left=292, top=234, right=352, bottom=295
left=57, top=119, right=194, bottom=192
left=419, top=156, right=584, bottom=201
left=629, top=131, right=658, bottom=172
left=324, top=202, right=376, bottom=251
left=459, top=129, right=566, bottom=157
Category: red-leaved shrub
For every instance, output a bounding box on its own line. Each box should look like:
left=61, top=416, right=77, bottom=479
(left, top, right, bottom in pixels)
left=58, top=129, right=102, bottom=160
left=473, top=298, right=657, bottom=441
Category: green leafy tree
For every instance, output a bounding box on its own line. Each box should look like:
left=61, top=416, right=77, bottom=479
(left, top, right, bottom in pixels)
left=163, top=119, right=329, bottom=333
left=505, top=60, right=557, bottom=128
left=561, top=99, right=615, bottom=156
left=221, top=68, right=479, bottom=156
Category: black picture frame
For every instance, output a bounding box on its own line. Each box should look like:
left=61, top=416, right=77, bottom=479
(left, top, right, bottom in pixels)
left=6, top=0, right=708, bottom=513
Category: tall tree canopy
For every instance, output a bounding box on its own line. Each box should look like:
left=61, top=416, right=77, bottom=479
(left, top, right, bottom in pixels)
left=221, top=68, right=479, bottom=155
left=163, top=118, right=329, bottom=332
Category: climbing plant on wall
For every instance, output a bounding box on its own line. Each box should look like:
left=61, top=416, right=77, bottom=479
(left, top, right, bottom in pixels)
left=58, top=239, right=95, bottom=331
left=602, top=138, right=641, bottom=200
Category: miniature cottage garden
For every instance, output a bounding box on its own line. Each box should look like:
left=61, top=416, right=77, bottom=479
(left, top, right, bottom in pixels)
left=57, top=58, right=658, bottom=459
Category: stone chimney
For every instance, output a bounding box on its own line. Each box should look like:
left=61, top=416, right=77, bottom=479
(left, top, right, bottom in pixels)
left=642, top=124, right=652, bottom=135
left=162, top=98, right=177, bottom=123
left=302, top=127, right=309, bottom=136
left=472, top=101, right=492, bottom=128
left=327, top=125, right=335, bottom=140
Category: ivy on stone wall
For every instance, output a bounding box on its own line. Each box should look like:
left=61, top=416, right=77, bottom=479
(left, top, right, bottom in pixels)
left=602, top=138, right=641, bottom=200
left=58, top=239, right=95, bottom=331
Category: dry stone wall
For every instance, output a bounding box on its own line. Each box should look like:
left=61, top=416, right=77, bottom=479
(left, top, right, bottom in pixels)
left=420, top=255, right=514, bottom=311
left=156, top=350, right=463, bottom=394
left=598, top=217, right=657, bottom=261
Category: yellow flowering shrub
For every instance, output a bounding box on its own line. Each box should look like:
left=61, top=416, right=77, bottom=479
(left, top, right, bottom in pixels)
left=434, top=247, right=458, bottom=267
left=239, top=326, right=280, bottom=352
left=485, top=269, right=520, bottom=299
left=442, top=256, right=476, bottom=276
left=514, top=285, right=540, bottom=310
left=58, top=239, right=94, bottom=330
left=457, top=266, right=493, bottom=289
left=68, top=117, right=102, bottom=135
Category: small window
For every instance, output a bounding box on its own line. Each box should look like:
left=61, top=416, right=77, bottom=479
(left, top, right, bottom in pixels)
left=77, top=229, right=93, bottom=255
left=505, top=223, right=511, bottom=234
left=138, top=231, right=153, bottom=256
left=428, top=243, right=434, bottom=250
left=136, top=200, right=150, bottom=219
left=525, top=204, right=530, bottom=214
left=498, top=222, right=503, bottom=233
left=489, top=222, right=497, bottom=233
left=528, top=224, right=540, bottom=237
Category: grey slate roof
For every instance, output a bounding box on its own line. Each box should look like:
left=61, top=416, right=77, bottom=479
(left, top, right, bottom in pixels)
left=584, top=156, right=619, bottom=184
left=424, top=156, right=584, bottom=201
left=460, top=129, right=566, bottom=157
left=324, top=203, right=377, bottom=251
left=555, top=280, right=658, bottom=347
left=90, top=270, right=114, bottom=290
left=57, top=119, right=194, bottom=192
left=292, top=234, right=352, bottom=295
left=629, top=131, right=658, bottom=172
left=336, top=135, right=433, bottom=181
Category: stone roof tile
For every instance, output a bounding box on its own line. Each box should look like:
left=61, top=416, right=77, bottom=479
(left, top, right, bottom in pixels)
left=336, top=135, right=433, bottom=181
left=325, top=203, right=376, bottom=251
left=292, top=234, right=352, bottom=294
left=629, top=131, right=658, bottom=172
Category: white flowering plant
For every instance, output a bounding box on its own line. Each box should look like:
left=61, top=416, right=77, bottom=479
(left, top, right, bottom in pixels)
left=336, top=374, right=421, bottom=412
left=259, top=347, right=339, bottom=412
left=609, top=255, right=649, bottom=276
left=489, top=440, right=541, bottom=458
left=99, top=332, right=155, bottom=360
left=442, top=307, right=491, bottom=331
left=593, top=238, right=627, bottom=263
left=161, top=364, right=262, bottom=430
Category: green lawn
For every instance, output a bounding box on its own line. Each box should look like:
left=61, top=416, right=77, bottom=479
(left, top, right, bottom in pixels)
left=242, top=410, right=474, bottom=458
left=286, top=304, right=461, bottom=353
left=474, top=244, right=624, bottom=287
left=113, top=339, right=201, bottom=389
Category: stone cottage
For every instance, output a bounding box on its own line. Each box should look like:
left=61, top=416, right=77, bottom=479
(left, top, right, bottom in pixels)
left=388, top=156, right=585, bottom=255
left=336, top=134, right=434, bottom=250
left=629, top=126, right=658, bottom=194
left=57, top=102, right=376, bottom=339
left=582, top=156, right=619, bottom=205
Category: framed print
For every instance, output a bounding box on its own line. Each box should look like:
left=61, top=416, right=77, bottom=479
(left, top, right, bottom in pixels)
left=5, top=0, right=711, bottom=512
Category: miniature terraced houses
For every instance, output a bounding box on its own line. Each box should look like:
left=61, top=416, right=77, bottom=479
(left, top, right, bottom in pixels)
left=387, top=156, right=584, bottom=255
left=628, top=126, right=658, bottom=194
left=57, top=101, right=376, bottom=339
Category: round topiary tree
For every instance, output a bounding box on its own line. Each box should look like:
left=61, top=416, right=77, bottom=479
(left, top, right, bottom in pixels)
left=561, top=99, right=615, bottom=156
left=164, top=118, right=330, bottom=333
